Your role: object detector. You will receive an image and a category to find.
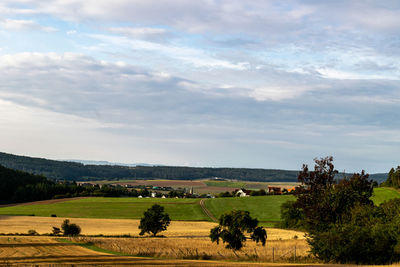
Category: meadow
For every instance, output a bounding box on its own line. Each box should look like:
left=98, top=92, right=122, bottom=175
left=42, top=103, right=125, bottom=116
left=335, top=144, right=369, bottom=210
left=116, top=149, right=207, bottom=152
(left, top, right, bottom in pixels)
left=0, top=198, right=208, bottom=221
left=371, top=187, right=400, bottom=205
left=0, top=187, right=398, bottom=225
left=205, top=195, right=295, bottom=226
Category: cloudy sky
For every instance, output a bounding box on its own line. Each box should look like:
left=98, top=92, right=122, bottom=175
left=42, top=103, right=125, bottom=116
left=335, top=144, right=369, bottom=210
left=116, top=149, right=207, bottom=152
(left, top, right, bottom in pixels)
left=0, top=1, right=399, bottom=173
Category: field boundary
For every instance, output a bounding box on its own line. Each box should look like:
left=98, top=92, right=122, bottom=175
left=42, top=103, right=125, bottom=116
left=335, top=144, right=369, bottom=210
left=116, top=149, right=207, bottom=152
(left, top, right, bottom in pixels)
left=0, top=197, right=89, bottom=208
left=199, top=199, right=217, bottom=222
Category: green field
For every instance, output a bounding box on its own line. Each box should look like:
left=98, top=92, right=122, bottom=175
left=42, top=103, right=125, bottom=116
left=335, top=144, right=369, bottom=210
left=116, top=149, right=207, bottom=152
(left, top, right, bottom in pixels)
left=205, top=195, right=295, bottom=226
left=204, top=181, right=247, bottom=188
left=371, top=187, right=400, bottom=205
left=0, top=198, right=208, bottom=221
left=0, top=187, right=398, bottom=225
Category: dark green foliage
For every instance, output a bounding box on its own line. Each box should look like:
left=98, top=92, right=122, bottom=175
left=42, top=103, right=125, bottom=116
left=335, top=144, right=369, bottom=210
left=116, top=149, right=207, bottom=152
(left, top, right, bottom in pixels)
left=210, top=210, right=267, bottom=250
left=249, top=189, right=267, bottom=196
left=52, top=227, right=61, bottom=235
left=296, top=156, right=373, bottom=232
left=292, top=157, right=400, bottom=264
left=218, top=191, right=233, bottom=197
left=0, top=163, right=146, bottom=204
left=309, top=202, right=400, bottom=264
left=0, top=152, right=299, bottom=182
left=280, top=201, right=305, bottom=229
left=27, top=229, right=38, bottom=235
left=139, top=204, right=171, bottom=236
left=382, top=166, right=400, bottom=188
left=61, top=219, right=81, bottom=236
left=0, top=164, right=47, bottom=203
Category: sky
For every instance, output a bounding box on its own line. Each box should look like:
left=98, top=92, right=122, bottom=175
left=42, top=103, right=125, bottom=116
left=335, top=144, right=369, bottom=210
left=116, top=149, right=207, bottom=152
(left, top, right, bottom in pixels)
left=0, top=0, right=399, bottom=173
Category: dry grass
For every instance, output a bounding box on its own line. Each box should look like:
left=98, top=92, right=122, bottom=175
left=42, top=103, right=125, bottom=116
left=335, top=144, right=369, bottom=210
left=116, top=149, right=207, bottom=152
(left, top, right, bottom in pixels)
left=75, top=236, right=311, bottom=263
left=0, top=236, right=313, bottom=266
left=0, top=216, right=305, bottom=239
left=0, top=236, right=107, bottom=260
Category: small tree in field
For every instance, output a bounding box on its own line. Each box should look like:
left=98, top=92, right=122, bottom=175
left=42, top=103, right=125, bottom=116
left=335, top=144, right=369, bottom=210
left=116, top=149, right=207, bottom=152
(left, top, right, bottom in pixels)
left=139, top=204, right=171, bottom=236
left=61, top=219, right=81, bottom=236
left=210, top=210, right=267, bottom=250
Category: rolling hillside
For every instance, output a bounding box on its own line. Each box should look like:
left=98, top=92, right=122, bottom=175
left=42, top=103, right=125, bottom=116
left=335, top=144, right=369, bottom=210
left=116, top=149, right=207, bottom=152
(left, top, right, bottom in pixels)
left=0, top=152, right=299, bottom=182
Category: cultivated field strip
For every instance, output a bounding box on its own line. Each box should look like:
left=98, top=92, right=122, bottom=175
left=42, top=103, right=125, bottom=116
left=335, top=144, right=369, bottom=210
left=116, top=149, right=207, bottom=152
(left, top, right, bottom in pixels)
left=0, top=216, right=305, bottom=239
left=0, top=236, right=315, bottom=266
left=77, top=236, right=310, bottom=263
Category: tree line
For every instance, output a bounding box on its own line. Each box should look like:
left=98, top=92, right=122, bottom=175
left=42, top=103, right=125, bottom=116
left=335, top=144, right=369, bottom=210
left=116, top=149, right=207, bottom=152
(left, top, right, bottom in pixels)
left=0, top=152, right=300, bottom=182
left=0, top=164, right=152, bottom=204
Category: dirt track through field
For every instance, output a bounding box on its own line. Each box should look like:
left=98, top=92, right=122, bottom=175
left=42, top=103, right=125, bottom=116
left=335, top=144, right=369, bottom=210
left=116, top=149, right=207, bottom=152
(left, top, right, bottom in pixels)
left=0, top=236, right=321, bottom=266
left=199, top=199, right=217, bottom=222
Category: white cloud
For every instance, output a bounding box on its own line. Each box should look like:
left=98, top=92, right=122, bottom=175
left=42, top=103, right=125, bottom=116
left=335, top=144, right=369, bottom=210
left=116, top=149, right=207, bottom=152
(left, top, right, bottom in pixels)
left=108, top=27, right=168, bottom=38
left=88, top=33, right=249, bottom=70
left=0, top=18, right=56, bottom=32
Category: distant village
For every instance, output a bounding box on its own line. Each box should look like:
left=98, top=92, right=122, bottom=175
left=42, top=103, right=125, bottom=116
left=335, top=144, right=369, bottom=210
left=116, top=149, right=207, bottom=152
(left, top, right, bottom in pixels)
left=76, top=181, right=297, bottom=199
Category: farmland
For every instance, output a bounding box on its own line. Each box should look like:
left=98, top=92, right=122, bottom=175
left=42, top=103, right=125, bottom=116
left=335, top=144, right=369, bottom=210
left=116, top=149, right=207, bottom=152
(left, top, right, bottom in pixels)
left=205, top=195, right=295, bottom=226
left=0, top=216, right=304, bottom=238
left=88, top=179, right=299, bottom=194
left=0, top=187, right=400, bottom=265
left=371, top=187, right=400, bottom=205
left=0, top=197, right=208, bottom=221
left=0, top=187, right=398, bottom=224
left=0, top=236, right=295, bottom=266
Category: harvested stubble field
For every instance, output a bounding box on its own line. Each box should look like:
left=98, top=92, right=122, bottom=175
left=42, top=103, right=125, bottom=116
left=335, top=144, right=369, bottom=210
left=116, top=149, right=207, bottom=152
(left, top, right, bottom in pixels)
left=1, top=236, right=302, bottom=266
left=74, top=235, right=310, bottom=263
left=0, top=215, right=305, bottom=239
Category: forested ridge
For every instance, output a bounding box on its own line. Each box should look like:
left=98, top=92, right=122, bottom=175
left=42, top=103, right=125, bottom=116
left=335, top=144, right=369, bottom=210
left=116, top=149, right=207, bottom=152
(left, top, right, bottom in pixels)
left=0, top=152, right=300, bottom=182
left=0, top=152, right=388, bottom=182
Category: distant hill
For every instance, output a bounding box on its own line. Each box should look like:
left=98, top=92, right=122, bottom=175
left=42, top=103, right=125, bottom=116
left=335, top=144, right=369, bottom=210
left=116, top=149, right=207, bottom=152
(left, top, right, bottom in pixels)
left=0, top=152, right=388, bottom=183
left=64, top=159, right=160, bottom=167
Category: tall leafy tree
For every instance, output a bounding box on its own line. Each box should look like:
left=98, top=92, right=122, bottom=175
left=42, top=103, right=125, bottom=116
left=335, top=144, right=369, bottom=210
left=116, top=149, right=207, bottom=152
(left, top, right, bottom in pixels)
left=210, top=210, right=267, bottom=250
left=295, top=156, right=373, bottom=232
left=139, top=204, right=171, bottom=236
left=287, top=157, right=400, bottom=264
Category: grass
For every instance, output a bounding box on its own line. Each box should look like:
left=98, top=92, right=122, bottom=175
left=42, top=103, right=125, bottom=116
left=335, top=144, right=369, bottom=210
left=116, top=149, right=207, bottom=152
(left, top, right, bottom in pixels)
left=205, top=195, right=295, bottom=226
left=0, top=197, right=209, bottom=221
left=204, top=181, right=247, bottom=188
left=371, top=187, right=400, bottom=205
left=0, top=188, right=398, bottom=225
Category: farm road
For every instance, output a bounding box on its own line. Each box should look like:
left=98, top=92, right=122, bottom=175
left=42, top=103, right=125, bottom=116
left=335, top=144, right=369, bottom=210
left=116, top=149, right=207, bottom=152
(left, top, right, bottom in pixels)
left=199, top=199, right=217, bottom=222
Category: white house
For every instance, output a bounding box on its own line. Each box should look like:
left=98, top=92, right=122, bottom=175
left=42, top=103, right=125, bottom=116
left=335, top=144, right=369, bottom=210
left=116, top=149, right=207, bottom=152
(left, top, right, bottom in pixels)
left=236, top=189, right=249, bottom=197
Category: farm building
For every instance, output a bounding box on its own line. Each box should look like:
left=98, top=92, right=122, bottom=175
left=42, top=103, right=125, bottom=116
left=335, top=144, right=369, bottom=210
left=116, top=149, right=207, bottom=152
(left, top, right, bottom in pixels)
left=268, top=186, right=282, bottom=195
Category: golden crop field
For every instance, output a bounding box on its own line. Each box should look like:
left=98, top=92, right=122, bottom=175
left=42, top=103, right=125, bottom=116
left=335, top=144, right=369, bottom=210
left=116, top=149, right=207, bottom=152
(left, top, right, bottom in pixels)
left=0, top=215, right=305, bottom=239
left=0, top=236, right=285, bottom=266
left=76, top=236, right=311, bottom=263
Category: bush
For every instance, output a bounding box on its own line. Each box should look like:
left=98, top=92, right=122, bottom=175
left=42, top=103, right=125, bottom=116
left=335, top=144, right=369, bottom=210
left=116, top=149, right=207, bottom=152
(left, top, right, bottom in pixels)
left=52, top=227, right=61, bottom=235
left=309, top=204, right=400, bottom=264
left=61, top=219, right=81, bottom=236
left=28, top=229, right=38, bottom=235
